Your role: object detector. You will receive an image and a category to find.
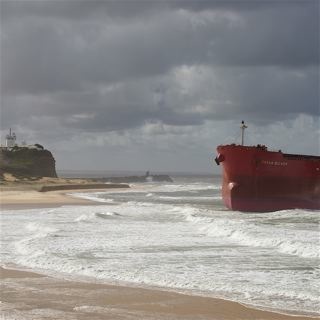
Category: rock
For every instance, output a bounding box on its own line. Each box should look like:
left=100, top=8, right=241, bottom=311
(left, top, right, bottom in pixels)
left=0, top=146, right=57, bottom=178
left=39, top=183, right=129, bottom=192
left=97, top=174, right=173, bottom=183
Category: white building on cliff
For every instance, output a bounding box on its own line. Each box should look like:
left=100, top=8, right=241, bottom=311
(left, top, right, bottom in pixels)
left=1, top=129, right=45, bottom=151
left=5, top=128, right=17, bottom=148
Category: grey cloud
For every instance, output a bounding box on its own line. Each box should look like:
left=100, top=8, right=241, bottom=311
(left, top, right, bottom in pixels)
left=207, top=66, right=319, bottom=121
left=3, top=0, right=314, bottom=20
left=2, top=1, right=318, bottom=95
left=3, top=64, right=317, bottom=135
left=1, top=0, right=319, bottom=168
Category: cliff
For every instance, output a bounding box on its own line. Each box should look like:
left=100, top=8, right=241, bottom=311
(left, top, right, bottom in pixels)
left=0, top=146, right=57, bottom=178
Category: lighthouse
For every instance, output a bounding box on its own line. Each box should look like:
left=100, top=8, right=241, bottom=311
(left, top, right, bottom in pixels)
left=5, top=128, right=17, bottom=148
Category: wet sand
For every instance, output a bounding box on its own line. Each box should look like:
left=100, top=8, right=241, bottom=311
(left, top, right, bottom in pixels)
left=1, top=267, right=316, bottom=320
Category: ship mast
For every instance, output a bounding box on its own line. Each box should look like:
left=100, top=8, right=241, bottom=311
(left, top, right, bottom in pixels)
left=240, top=121, right=247, bottom=146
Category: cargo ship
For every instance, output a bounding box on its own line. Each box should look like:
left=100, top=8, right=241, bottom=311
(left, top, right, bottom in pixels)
left=215, top=122, right=320, bottom=212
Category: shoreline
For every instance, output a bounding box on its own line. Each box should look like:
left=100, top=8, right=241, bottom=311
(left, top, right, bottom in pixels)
left=0, top=184, right=129, bottom=210
left=1, top=185, right=318, bottom=319
left=1, top=189, right=98, bottom=210
left=1, top=266, right=317, bottom=320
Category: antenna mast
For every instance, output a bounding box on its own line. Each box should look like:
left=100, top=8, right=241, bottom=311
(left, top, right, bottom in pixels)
left=240, top=121, right=247, bottom=146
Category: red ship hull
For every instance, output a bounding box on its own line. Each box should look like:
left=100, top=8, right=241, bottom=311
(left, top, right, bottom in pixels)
left=216, top=144, right=320, bottom=212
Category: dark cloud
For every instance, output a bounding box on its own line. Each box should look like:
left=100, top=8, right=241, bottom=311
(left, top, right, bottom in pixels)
left=1, top=0, right=319, bottom=170
left=2, top=0, right=314, bottom=20
left=2, top=0, right=318, bottom=94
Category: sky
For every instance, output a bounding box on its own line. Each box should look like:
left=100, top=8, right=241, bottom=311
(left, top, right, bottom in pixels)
left=1, top=0, right=319, bottom=174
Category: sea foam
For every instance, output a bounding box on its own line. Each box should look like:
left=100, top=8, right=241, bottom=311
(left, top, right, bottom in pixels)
left=1, top=177, right=319, bottom=316
left=180, top=210, right=320, bottom=260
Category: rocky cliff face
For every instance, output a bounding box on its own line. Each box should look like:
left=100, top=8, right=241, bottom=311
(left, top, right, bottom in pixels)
left=0, top=146, right=57, bottom=178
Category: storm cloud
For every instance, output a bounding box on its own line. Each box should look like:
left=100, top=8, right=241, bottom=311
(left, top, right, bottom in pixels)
left=1, top=0, right=319, bottom=172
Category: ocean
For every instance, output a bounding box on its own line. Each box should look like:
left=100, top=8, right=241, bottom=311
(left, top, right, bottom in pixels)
left=1, top=175, right=319, bottom=316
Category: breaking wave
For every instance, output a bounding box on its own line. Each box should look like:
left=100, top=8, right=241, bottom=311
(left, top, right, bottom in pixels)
left=183, top=211, right=319, bottom=259
left=75, top=211, right=121, bottom=222
left=69, top=192, right=115, bottom=203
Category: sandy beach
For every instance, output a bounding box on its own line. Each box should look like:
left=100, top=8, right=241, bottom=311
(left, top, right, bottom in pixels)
left=1, top=266, right=316, bottom=320
left=0, top=177, right=129, bottom=209
left=0, top=189, right=94, bottom=210
left=0, top=184, right=318, bottom=320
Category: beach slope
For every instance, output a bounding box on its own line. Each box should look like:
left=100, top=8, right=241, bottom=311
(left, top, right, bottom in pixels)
left=1, top=267, right=315, bottom=320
